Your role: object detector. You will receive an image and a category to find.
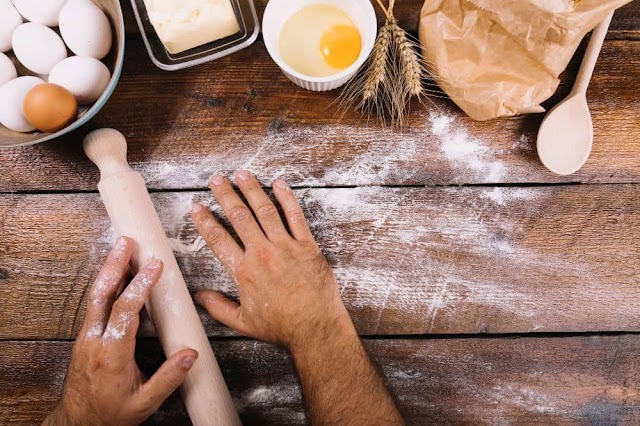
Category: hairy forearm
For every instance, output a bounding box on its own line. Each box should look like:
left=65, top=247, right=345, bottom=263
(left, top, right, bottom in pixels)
left=290, top=316, right=403, bottom=425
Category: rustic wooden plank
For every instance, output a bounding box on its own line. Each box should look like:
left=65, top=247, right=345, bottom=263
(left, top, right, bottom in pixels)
left=0, top=36, right=638, bottom=192
left=2, top=336, right=640, bottom=425
left=121, top=0, right=640, bottom=37
left=1, top=185, right=638, bottom=339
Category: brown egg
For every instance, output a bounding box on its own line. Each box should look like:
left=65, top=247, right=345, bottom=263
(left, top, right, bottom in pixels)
left=23, top=83, right=78, bottom=133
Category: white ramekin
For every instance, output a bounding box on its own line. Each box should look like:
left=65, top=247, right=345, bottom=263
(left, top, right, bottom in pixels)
left=262, top=0, right=377, bottom=92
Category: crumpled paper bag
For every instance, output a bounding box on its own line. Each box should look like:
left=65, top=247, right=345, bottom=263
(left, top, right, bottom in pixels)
left=419, top=0, right=632, bottom=121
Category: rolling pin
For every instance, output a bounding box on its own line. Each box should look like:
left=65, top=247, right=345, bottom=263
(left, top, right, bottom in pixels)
left=83, top=128, right=241, bottom=426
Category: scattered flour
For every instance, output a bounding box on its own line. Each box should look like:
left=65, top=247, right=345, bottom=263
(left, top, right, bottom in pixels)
left=389, top=370, right=424, bottom=380
left=98, top=225, right=116, bottom=245
left=301, top=186, right=603, bottom=333
left=103, top=325, right=126, bottom=341
left=484, top=188, right=505, bottom=206
left=512, top=134, right=534, bottom=152
left=429, top=113, right=506, bottom=183
left=85, top=323, right=103, bottom=339
left=489, top=384, right=570, bottom=415
left=102, top=311, right=133, bottom=341
left=90, top=268, right=121, bottom=305
left=123, top=270, right=155, bottom=301
left=242, top=385, right=302, bottom=406
left=169, top=236, right=206, bottom=254
left=482, top=187, right=538, bottom=207
left=137, top=111, right=518, bottom=188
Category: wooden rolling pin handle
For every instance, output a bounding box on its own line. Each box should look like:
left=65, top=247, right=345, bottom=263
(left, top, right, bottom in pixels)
left=83, top=128, right=132, bottom=179
left=83, top=129, right=241, bottom=426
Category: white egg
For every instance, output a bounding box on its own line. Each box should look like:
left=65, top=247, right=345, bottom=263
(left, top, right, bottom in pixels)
left=0, top=0, right=22, bottom=52
left=49, top=56, right=111, bottom=104
left=11, top=0, right=68, bottom=27
left=0, top=52, right=17, bottom=87
left=12, top=23, right=68, bottom=75
left=0, top=76, right=45, bottom=132
left=59, top=0, right=112, bottom=59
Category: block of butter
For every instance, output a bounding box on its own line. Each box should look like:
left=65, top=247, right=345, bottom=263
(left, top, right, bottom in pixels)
left=143, top=0, right=240, bottom=54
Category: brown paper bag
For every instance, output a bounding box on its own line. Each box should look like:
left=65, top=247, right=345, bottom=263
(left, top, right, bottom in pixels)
left=419, top=0, right=632, bottom=121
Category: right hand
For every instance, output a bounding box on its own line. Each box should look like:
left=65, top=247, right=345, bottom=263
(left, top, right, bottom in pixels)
left=191, top=171, right=355, bottom=350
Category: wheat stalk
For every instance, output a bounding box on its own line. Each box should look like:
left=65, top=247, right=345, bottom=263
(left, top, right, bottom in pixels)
left=362, top=22, right=390, bottom=102
left=337, top=0, right=432, bottom=127
left=391, top=19, right=424, bottom=98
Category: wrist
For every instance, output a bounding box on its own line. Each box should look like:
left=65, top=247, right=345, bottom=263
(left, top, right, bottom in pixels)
left=44, top=397, right=91, bottom=426
left=288, top=310, right=357, bottom=357
left=43, top=403, right=75, bottom=426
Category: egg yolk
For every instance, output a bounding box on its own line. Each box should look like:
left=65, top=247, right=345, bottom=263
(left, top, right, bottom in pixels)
left=320, top=25, right=361, bottom=70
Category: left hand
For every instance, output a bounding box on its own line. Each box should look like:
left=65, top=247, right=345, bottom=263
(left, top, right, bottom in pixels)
left=44, top=237, right=198, bottom=426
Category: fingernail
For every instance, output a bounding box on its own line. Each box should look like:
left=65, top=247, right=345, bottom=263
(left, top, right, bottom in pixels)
left=192, top=203, right=204, bottom=214
left=274, top=179, right=289, bottom=190
left=210, top=175, right=224, bottom=186
left=236, top=170, right=250, bottom=181
left=194, top=291, right=213, bottom=307
left=182, top=355, right=197, bottom=369
left=114, top=236, right=128, bottom=250
left=193, top=292, right=205, bottom=305
left=148, top=258, right=162, bottom=270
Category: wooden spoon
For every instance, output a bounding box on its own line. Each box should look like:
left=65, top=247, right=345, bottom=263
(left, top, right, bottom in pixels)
left=537, top=12, right=614, bottom=176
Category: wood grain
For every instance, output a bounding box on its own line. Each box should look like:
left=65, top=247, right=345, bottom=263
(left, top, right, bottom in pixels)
left=1, top=185, right=638, bottom=339
left=120, top=0, right=640, bottom=38
left=0, top=36, right=638, bottom=192
left=2, top=336, right=640, bottom=425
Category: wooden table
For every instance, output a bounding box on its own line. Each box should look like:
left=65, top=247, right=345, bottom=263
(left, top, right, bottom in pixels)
left=1, top=1, right=639, bottom=424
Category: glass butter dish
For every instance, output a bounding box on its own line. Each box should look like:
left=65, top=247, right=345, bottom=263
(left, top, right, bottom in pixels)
left=130, top=0, right=259, bottom=71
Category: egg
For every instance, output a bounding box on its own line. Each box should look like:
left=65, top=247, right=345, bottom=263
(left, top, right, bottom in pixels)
left=59, top=0, right=112, bottom=59
left=0, top=52, right=17, bottom=87
left=23, top=83, right=78, bottom=133
left=12, top=23, right=68, bottom=75
left=0, top=0, right=23, bottom=53
left=0, top=76, right=44, bottom=132
left=12, top=0, right=68, bottom=27
left=49, top=56, right=111, bottom=104
left=279, top=4, right=361, bottom=78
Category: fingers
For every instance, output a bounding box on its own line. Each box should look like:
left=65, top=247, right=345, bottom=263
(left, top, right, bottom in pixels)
left=102, top=260, right=163, bottom=357
left=194, top=290, right=250, bottom=336
left=272, top=179, right=315, bottom=242
left=136, top=348, right=198, bottom=417
left=83, top=236, right=135, bottom=338
left=209, top=175, right=267, bottom=247
left=234, top=170, right=289, bottom=241
left=191, top=203, right=244, bottom=275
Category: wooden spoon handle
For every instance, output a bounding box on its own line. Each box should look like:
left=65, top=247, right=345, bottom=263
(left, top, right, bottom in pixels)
left=571, top=11, right=614, bottom=96
left=84, top=129, right=241, bottom=426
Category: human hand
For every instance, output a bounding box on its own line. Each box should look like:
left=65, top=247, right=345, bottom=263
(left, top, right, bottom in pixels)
left=191, top=171, right=355, bottom=350
left=44, top=237, right=198, bottom=426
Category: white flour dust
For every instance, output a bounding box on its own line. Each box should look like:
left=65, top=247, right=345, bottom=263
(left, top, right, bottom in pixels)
left=123, top=271, right=155, bottom=301
left=102, top=311, right=133, bottom=341
left=429, top=113, right=506, bottom=182
left=300, top=186, right=601, bottom=333
left=241, top=385, right=302, bottom=407
left=488, top=384, right=570, bottom=415
left=169, top=236, right=206, bottom=254
left=481, top=187, right=536, bottom=207
left=512, top=134, right=534, bottom=152
left=134, top=108, right=522, bottom=188
left=85, top=323, right=103, bottom=339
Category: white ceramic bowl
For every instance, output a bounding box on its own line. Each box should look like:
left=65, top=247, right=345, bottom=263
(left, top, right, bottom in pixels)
left=262, top=0, right=377, bottom=92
